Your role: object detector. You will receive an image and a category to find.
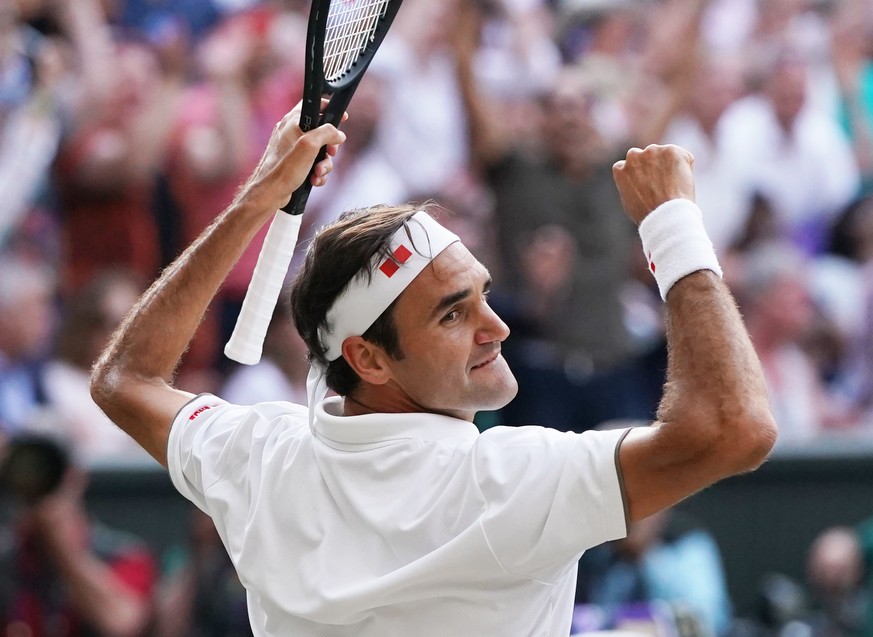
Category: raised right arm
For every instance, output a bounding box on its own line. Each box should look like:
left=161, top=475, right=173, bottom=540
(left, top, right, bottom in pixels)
left=450, top=1, right=512, bottom=173
left=613, top=145, right=778, bottom=523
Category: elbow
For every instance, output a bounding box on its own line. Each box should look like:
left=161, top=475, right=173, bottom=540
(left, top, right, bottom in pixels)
left=90, top=354, right=135, bottom=420
left=721, top=409, right=778, bottom=475
left=743, top=420, right=778, bottom=471
left=89, top=357, right=117, bottom=414
left=666, top=398, right=778, bottom=479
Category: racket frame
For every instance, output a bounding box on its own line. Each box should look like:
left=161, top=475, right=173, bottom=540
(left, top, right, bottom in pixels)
left=224, top=0, right=403, bottom=365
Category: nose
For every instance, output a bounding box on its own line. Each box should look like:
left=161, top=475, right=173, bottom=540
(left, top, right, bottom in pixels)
left=475, top=301, right=510, bottom=345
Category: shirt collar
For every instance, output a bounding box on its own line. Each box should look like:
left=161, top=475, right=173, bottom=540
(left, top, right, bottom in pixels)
left=313, top=396, right=480, bottom=445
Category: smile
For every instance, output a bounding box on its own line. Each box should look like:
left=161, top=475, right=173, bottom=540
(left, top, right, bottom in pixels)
left=471, top=352, right=500, bottom=370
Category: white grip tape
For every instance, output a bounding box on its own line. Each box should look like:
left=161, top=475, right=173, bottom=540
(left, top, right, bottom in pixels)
left=224, top=211, right=302, bottom=365
left=638, top=199, right=722, bottom=301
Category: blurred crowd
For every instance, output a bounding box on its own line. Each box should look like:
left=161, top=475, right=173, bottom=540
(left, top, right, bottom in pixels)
left=4, top=0, right=873, bottom=459
left=3, top=0, right=873, bottom=634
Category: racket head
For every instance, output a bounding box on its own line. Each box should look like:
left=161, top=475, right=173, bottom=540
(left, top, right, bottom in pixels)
left=321, top=0, right=401, bottom=91
left=300, top=0, right=402, bottom=129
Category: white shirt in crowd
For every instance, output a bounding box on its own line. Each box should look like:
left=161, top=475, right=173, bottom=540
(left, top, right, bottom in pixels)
left=719, top=95, right=859, bottom=240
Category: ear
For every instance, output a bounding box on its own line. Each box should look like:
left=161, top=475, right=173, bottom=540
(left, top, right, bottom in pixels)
left=341, top=336, right=393, bottom=385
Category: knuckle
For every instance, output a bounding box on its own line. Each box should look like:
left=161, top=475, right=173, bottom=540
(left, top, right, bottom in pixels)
left=299, top=135, right=319, bottom=151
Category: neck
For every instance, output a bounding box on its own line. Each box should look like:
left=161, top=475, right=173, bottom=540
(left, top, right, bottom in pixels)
left=342, top=393, right=381, bottom=416
left=342, top=383, right=474, bottom=422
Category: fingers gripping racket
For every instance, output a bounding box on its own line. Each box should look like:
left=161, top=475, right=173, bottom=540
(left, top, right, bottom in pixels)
left=225, top=0, right=403, bottom=364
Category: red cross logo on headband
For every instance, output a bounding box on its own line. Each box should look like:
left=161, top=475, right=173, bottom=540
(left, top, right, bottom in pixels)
left=379, top=244, right=413, bottom=278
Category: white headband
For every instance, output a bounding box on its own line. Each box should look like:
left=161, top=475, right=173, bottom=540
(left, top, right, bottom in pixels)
left=306, top=211, right=460, bottom=431
left=318, top=210, right=460, bottom=361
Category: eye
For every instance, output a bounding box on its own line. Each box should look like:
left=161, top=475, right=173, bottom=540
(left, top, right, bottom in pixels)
left=441, top=309, right=461, bottom=323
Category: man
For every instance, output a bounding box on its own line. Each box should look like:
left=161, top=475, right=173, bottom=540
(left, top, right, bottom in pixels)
left=0, top=255, right=55, bottom=438
left=91, top=101, right=777, bottom=635
left=0, top=435, right=156, bottom=636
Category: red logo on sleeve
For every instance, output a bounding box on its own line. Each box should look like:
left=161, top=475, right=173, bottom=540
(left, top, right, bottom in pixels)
left=188, top=405, right=212, bottom=421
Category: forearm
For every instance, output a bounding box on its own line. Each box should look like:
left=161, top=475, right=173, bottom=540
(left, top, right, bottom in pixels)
left=51, top=549, right=150, bottom=637
left=118, top=187, right=277, bottom=376
left=91, top=191, right=273, bottom=459
left=612, top=146, right=777, bottom=522
left=60, top=0, right=116, bottom=112
left=658, top=271, right=776, bottom=470
left=451, top=5, right=508, bottom=172
left=620, top=270, right=776, bottom=521
left=125, top=82, right=185, bottom=182
left=633, top=0, right=706, bottom=144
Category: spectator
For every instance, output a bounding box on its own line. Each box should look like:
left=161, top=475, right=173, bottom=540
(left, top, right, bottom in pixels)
left=0, top=255, right=55, bottom=439
left=156, top=507, right=252, bottom=637
left=53, top=0, right=182, bottom=291
left=575, top=508, right=733, bottom=637
left=0, top=3, right=63, bottom=252
left=452, top=0, right=704, bottom=429
left=831, top=0, right=873, bottom=195
left=805, top=525, right=868, bottom=637
left=719, top=46, right=860, bottom=255
left=0, top=434, right=157, bottom=636
left=661, top=53, right=753, bottom=253
left=734, top=242, right=857, bottom=444
left=366, top=0, right=469, bottom=196
left=41, top=269, right=151, bottom=466
left=161, top=6, right=303, bottom=380
left=830, top=196, right=873, bottom=423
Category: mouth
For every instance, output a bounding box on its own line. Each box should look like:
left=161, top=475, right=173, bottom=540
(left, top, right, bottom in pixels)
left=470, top=350, right=500, bottom=371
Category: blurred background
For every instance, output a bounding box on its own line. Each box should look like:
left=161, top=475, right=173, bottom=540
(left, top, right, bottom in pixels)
left=3, top=0, right=873, bottom=635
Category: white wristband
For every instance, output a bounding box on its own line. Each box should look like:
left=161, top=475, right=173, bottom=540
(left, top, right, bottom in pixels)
left=638, top=199, right=722, bottom=301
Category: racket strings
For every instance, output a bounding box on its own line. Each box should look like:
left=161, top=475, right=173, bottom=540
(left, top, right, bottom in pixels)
left=323, top=0, right=391, bottom=82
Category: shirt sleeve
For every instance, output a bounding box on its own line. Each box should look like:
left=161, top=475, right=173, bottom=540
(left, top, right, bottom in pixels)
left=166, top=393, right=235, bottom=513
left=166, top=394, right=310, bottom=519
left=474, top=425, right=630, bottom=581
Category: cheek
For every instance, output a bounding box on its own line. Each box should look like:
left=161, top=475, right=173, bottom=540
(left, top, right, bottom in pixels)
left=398, top=336, right=467, bottom=386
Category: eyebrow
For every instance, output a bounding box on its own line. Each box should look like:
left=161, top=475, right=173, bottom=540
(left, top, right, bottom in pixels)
left=429, top=276, right=492, bottom=321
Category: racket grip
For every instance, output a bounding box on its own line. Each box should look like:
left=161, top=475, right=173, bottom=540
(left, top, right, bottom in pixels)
left=224, top=211, right=303, bottom=365
left=282, top=174, right=316, bottom=215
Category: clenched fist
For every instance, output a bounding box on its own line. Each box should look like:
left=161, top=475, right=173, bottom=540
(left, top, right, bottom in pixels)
left=612, top=144, right=696, bottom=226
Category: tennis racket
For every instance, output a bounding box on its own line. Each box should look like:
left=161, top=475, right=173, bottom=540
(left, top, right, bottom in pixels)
left=225, top=0, right=404, bottom=365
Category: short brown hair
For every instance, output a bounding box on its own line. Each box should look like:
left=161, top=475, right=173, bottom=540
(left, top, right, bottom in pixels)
left=290, top=203, right=435, bottom=396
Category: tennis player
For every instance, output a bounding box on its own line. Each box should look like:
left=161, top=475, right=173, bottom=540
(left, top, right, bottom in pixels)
left=91, top=102, right=777, bottom=636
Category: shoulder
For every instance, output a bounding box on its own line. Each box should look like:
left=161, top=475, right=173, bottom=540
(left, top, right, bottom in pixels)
left=175, top=394, right=308, bottom=427
left=170, top=394, right=311, bottom=463
left=473, top=425, right=628, bottom=482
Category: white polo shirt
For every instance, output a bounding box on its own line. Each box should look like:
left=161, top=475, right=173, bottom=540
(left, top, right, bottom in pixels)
left=168, top=394, right=629, bottom=637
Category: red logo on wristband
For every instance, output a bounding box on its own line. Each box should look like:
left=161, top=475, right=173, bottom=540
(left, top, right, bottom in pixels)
left=648, top=252, right=656, bottom=273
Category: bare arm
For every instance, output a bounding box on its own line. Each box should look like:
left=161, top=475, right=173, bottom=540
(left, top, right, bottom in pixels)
left=630, top=0, right=709, bottom=145
left=31, top=475, right=152, bottom=637
left=612, top=145, right=777, bottom=522
left=57, top=0, right=116, bottom=112
left=189, top=25, right=259, bottom=180
left=450, top=0, right=511, bottom=173
left=90, top=102, right=346, bottom=466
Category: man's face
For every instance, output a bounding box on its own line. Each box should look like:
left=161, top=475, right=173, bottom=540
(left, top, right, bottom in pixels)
left=381, top=243, right=518, bottom=421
